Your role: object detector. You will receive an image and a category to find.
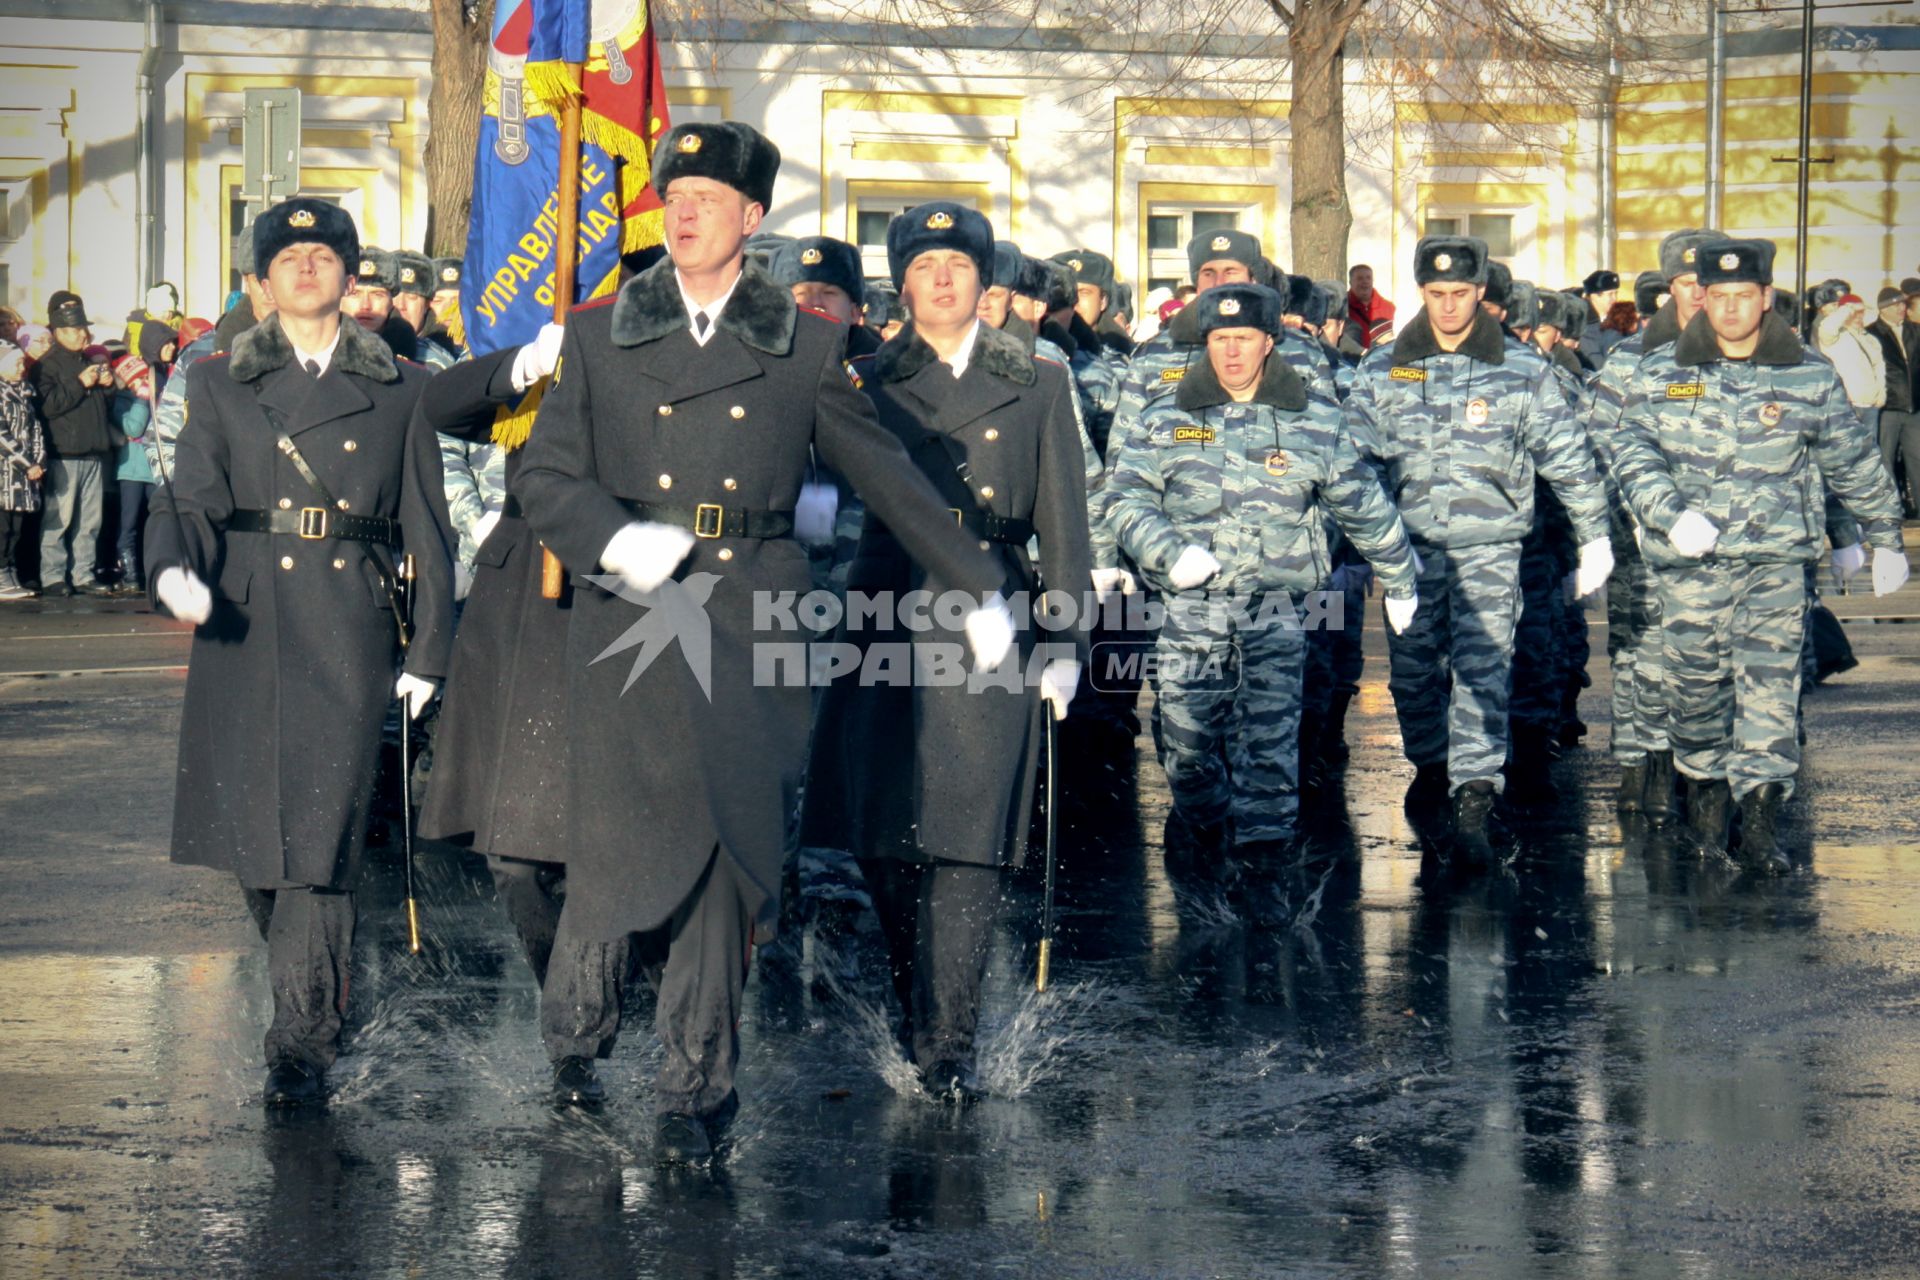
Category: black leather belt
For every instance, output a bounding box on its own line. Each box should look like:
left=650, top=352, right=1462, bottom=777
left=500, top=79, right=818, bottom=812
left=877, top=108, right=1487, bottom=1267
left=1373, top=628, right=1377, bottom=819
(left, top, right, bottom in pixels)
left=228, top=507, right=401, bottom=545
left=948, top=508, right=1034, bottom=545
left=617, top=498, right=794, bottom=540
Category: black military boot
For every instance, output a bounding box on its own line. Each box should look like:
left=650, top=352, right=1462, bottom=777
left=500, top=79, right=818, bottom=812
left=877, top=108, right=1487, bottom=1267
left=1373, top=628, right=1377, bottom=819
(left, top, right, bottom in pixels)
left=551, top=1055, right=606, bottom=1108
left=1642, top=750, right=1678, bottom=825
left=1323, top=690, right=1355, bottom=773
left=655, top=1112, right=713, bottom=1165
left=1451, top=780, right=1499, bottom=869
left=1504, top=728, right=1559, bottom=811
left=1616, top=758, right=1648, bottom=813
left=1404, top=762, right=1451, bottom=818
left=921, top=1059, right=983, bottom=1105
left=1235, top=838, right=1300, bottom=927
left=1735, top=783, right=1789, bottom=875
left=1163, top=809, right=1231, bottom=891
left=264, top=1058, right=325, bottom=1107
left=1685, top=778, right=1733, bottom=855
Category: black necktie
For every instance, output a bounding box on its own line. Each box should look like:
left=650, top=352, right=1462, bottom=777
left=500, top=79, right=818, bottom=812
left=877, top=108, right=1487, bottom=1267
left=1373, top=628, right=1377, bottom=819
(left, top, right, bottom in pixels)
left=304, top=359, right=321, bottom=378
left=693, top=312, right=710, bottom=339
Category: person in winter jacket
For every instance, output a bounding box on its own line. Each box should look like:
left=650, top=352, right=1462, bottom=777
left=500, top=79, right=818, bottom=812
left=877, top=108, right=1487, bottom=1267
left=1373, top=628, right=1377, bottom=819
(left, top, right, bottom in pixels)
left=0, top=340, right=47, bottom=600
left=109, top=353, right=158, bottom=592
left=32, top=293, right=117, bottom=595
left=1816, top=294, right=1888, bottom=440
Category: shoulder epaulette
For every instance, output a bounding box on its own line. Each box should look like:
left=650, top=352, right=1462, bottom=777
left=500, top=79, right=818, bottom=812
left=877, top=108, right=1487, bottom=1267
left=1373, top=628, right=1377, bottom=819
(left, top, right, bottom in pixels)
left=797, top=305, right=845, bottom=325
left=572, top=295, right=618, bottom=313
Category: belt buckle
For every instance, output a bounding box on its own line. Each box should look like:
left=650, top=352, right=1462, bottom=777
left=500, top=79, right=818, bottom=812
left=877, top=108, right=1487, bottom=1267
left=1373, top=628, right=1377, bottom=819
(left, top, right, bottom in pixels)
left=949, top=508, right=965, bottom=527
left=693, top=503, right=724, bottom=539
left=298, top=507, right=329, bottom=540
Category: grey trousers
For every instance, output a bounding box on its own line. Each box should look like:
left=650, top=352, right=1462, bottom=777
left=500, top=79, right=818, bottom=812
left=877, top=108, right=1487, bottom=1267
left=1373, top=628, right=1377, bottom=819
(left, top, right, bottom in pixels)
left=38, top=454, right=103, bottom=586
left=539, top=850, right=752, bottom=1118
left=241, top=883, right=356, bottom=1070
left=490, top=856, right=565, bottom=986
left=1879, top=409, right=1920, bottom=515
left=859, top=859, right=1000, bottom=1071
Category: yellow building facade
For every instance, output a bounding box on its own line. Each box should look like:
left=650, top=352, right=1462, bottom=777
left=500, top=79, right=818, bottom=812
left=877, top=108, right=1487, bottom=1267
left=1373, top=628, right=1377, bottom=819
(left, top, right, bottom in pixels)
left=3, top=4, right=1918, bottom=331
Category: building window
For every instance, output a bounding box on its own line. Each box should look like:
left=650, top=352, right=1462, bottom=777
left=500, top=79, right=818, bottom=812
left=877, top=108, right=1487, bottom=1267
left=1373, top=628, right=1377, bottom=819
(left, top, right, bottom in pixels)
left=0, top=181, right=26, bottom=311
left=853, top=199, right=920, bottom=279
left=1145, top=204, right=1253, bottom=291
left=1424, top=211, right=1516, bottom=260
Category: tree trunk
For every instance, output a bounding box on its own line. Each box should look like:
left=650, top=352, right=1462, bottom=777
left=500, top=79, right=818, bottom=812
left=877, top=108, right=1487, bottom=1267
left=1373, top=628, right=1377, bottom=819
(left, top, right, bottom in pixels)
left=1287, top=6, right=1352, bottom=281
left=424, top=0, right=492, bottom=257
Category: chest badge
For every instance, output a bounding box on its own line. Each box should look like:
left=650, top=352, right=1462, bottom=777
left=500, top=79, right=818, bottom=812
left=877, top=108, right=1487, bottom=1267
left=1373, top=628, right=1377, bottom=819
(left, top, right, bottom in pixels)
left=1465, top=397, right=1490, bottom=426
left=1172, top=425, right=1215, bottom=444
left=1758, top=401, right=1782, bottom=427
left=1265, top=449, right=1291, bottom=477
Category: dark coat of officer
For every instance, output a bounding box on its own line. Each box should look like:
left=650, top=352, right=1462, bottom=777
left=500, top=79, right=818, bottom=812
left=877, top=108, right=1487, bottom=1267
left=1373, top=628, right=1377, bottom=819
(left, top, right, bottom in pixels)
left=415, top=346, right=576, bottom=864
left=515, top=259, right=1005, bottom=941
left=146, top=314, right=454, bottom=890
left=801, top=321, right=1094, bottom=870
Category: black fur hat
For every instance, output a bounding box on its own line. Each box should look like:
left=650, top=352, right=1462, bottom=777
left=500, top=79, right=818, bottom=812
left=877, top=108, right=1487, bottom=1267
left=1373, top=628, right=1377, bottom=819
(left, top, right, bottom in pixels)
left=391, top=251, right=435, bottom=299
left=1558, top=291, right=1589, bottom=340
left=1050, top=248, right=1117, bottom=295
left=252, top=197, right=360, bottom=280
left=991, top=240, right=1025, bottom=291
left=1507, top=280, right=1541, bottom=330
left=352, top=248, right=397, bottom=291
left=650, top=122, right=781, bottom=210
left=885, top=201, right=994, bottom=290
left=1282, top=274, right=1329, bottom=328
left=432, top=257, right=463, bottom=290
left=1534, top=289, right=1575, bottom=334
left=1414, top=235, right=1489, bottom=286
left=1484, top=261, right=1513, bottom=308
left=1658, top=228, right=1723, bottom=284
left=1187, top=228, right=1262, bottom=279
left=1016, top=256, right=1074, bottom=314
left=1583, top=269, right=1621, bottom=294
left=1191, top=283, right=1285, bottom=338
left=772, top=236, right=866, bottom=309
left=1633, top=270, right=1669, bottom=318
left=1696, top=239, right=1777, bottom=288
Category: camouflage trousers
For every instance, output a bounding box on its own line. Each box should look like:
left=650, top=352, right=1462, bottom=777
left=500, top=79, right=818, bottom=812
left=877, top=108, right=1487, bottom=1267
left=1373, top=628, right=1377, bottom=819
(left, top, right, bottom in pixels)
left=1605, top=552, right=1667, bottom=761
left=1384, top=541, right=1522, bottom=792
left=1304, top=577, right=1368, bottom=721
left=1657, top=559, right=1807, bottom=801
left=1155, top=592, right=1308, bottom=847
left=1509, top=545, right=1566, bottom=735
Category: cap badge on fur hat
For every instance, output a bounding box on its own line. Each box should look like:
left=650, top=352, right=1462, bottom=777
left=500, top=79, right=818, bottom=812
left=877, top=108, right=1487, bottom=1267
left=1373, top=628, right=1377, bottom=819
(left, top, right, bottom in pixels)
left=800, top=247, right=823, bottom=265
left=1069, top=258, right=1083, bottom=272
left=400, top=267, right=417, bottom=284
left=1719, top=252, right=1739, bottom=271
left=1211, top=235, right=1232, bottom=252
left=1683, top=247, right=1696, bottom=264
left=677, top=133, right=702, bottom=153
left=1218, top=297, right=1241, bottom=316
left=440, top=266, right=458, bottom=282
left=360, top=259, right=376, bottom=277
left=1434, top=253, right=1453, bottom=272
left=290, top=210, right=316, bottom=229
left=925, top=211, right=953, bottom=230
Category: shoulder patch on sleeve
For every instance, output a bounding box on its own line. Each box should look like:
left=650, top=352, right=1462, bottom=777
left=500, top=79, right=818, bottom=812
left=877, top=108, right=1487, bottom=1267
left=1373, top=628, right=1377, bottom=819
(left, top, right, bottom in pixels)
left=1389, top=366, right=1427, bottom=383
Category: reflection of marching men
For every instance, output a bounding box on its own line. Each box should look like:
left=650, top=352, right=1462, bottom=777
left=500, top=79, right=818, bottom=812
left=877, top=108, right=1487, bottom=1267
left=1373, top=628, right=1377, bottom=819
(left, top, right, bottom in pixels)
left=513, top=123, right=1013, bottom=1162
left=1608, top=238, right=1906, bottom=873
left=1104, top=284, right=1418, bottom=915
left=145, top=197, right=454, bottom=1105
left=800, top=201, right=1093, bottom=1102
left=1343, top=236, right=1613, bottom=867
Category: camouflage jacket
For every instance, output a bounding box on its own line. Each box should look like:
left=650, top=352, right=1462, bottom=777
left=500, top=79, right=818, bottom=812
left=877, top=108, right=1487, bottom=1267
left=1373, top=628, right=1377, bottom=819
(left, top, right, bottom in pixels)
left=1611, top=311, right=1901, bottom=567
left=1579, top=303, right=1683, bottom=564
left=440, top=430, right=507, bottom=578
left=1343, top=310, right=1608, bottom=550
left=1106, top=351, right=1417, bottom=599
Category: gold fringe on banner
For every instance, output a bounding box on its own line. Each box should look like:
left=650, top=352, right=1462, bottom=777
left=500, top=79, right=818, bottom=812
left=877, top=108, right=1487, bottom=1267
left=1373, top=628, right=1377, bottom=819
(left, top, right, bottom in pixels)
left=522, top=60, right=583, bottom=112
left=490, top=378, right=545, bottom=451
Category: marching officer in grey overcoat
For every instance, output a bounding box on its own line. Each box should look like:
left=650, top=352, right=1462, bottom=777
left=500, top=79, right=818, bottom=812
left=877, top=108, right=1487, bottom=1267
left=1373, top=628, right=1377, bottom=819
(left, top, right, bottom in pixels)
left=514, top=123, right=1012, bottom=1163
left=801, top=202, right=1093, bottom=1102
left=145, top=197, right=454, bottom=1105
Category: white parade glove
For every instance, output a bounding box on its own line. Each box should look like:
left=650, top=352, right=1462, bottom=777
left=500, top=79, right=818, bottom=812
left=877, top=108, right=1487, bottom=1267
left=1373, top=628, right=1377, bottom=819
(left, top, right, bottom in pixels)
left=155, top=566, right=212, bottom=625
left=1167, top=544, right=1221, bottom=591
left=1384, top=591, right=1419, bottom=635
left=510, top=322, right=566, bottom=391
left=1871, top=546, right=1911, bottom=597
left=472, top=509, right=501, bottom=550
left=1831, top=542, right=1866, bottom=583
left=1091, top=566, right=1136, bottom=603
left=1668, top=510, right=1720, bottom=559
left=599, top=521, right=696, bottom=594
left=1040, top=658, right=1080, bottom=721
left=793, top=481, right=838, bottom=547
left=1574, top=537, right=1614, bottom=598
left=395, top=673, right=438, bottom=721
left=964, top=594, right=1016, bottom=671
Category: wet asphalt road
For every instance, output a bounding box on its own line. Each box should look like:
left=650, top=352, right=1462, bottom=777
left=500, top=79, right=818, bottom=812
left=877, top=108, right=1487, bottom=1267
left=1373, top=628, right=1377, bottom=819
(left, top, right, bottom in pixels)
left=2, top=584, right=1919, bottom=1279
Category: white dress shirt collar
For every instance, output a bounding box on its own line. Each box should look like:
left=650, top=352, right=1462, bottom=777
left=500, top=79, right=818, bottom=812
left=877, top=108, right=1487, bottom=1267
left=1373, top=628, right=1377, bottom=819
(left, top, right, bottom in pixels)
left=676, top=269, right=743, bottom=347
left=942, top=319, right=982, bottom=379
left=290, top=326, right=342, bottom=377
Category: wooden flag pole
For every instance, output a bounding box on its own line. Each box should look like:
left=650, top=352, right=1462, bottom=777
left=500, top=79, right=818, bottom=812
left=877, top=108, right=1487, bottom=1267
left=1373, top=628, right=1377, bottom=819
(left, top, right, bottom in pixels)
left=538, top=62, right=586, bottom=601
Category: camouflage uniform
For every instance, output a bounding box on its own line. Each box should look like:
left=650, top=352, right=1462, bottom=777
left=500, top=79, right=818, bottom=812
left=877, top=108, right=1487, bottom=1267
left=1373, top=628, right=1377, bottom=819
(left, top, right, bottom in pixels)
left=1344, top=312, right=1609, bottom=792
left=1106, top=353, right=1417, bottom=853
left=1112, top=309, right=1336, bottom=455
left=439, top=431, right=506, bottom=600
left=1610, top=312, right=1902, bottom=800
left=1581, top=304, right=1684, bottom=766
